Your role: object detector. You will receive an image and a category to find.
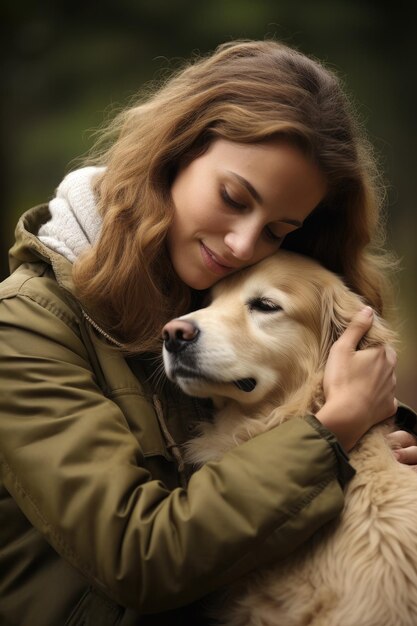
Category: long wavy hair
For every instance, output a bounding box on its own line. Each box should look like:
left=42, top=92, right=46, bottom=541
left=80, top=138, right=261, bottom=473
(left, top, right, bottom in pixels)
left=73, top=39, right=394, bottom=353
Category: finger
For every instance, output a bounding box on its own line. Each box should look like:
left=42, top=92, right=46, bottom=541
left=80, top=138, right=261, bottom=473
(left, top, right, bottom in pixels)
left=393, top=446, right=417, bottom=465
left=387, top=430, right=417, bottom=449
left=337, top=307, right=374, bottom=350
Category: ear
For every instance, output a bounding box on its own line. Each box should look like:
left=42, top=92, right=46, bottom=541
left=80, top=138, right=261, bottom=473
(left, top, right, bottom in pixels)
left=320, top=279, right=397, bottom=363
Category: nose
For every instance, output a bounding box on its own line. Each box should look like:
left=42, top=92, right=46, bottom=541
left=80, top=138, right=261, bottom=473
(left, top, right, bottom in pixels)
left=162, top=319, right=200, bottom=353
left=224, top=222, right=261, bottom=261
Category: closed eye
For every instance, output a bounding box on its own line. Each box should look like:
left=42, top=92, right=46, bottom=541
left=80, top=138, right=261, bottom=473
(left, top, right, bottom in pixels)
left=248, top=297, right=283, bottom=313
left=220, top=186, right=247, bottom=210
left=264, top=226, right=284, bottom=243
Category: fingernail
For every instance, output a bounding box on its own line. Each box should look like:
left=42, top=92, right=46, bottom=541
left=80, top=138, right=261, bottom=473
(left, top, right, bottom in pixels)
left=361, top=306, right=373, bottom=317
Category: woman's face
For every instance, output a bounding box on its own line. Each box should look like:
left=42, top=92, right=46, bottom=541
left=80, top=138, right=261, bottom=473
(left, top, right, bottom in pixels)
left=168, top=138, right=327, bottom=290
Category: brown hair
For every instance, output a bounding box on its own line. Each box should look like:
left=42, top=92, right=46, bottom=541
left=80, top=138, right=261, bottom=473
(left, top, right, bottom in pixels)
left=73, top=39, right=394, bottom=352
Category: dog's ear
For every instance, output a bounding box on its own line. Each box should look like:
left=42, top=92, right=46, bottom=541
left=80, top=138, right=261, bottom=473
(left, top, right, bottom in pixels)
left=320, top=279, right=397, bottom=363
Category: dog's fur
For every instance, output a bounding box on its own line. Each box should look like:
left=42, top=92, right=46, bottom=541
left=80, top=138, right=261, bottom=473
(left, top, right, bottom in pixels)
left=163, top=250, right=417, bottom=626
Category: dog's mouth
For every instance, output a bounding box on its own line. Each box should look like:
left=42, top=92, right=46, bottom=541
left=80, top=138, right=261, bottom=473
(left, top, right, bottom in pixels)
left=168, top=365, right=257, bottom=394
left=232, top=377, right=257, bottom=392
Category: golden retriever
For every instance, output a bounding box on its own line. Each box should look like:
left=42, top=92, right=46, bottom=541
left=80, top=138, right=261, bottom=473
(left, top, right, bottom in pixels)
left=162, top=250, right=417, bottom=626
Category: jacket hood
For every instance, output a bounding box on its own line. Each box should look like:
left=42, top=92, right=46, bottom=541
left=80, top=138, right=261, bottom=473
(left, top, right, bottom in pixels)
left=9, top=167, right=104, bottom=295
left=8, top=204, right=75, bottom=294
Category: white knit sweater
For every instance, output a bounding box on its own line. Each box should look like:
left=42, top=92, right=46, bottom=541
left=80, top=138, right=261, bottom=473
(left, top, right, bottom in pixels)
left=38, top=166, right=105, bottom=262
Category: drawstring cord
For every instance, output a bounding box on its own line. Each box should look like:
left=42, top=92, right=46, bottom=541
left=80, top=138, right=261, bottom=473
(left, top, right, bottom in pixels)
left=152, top=394, right=186, bottom=478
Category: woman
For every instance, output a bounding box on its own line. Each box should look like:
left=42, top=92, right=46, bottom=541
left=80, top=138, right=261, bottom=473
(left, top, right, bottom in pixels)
left=0, top=39, right=415, bottom=625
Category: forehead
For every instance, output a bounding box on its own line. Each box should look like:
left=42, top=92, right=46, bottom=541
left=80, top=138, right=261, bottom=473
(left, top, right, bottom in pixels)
left=206, top=138, right=327, bottom=219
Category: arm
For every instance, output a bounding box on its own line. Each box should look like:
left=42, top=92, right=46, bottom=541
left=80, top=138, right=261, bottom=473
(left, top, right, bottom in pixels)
left=0, top=286, right=348, bottom=613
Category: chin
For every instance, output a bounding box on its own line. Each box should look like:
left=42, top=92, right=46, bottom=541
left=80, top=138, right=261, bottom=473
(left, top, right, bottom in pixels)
left=182, top=273, right=218, bottom=291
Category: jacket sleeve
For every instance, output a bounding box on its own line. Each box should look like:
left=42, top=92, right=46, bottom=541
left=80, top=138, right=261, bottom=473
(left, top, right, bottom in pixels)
left=394, top=402, right=417, bottom=434
left=0, top=287, right=351, bottom=613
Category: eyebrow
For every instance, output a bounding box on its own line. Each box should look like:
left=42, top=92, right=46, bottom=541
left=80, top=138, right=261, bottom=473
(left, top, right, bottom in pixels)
left=227, top=171, right=304, bottom=228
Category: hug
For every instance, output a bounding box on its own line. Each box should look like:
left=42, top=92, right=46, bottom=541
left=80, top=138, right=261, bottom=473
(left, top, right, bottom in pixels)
left=0, top=40, right=416, bottom=625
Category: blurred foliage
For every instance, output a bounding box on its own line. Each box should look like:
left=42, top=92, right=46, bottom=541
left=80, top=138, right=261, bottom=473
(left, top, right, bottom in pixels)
left=1, top=0, right=416, bottom=405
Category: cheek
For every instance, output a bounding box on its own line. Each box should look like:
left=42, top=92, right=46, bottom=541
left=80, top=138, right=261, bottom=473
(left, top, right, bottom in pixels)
left=171, top=171, right=196, bottom=224
left=172, top=183, right=218, bottom=230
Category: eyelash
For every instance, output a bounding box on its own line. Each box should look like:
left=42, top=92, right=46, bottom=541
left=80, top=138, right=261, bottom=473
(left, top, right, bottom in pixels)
left=264, top=227, right=283, bottom=243
left=220, top=186, right=283, bottom=244
left=220, top=187, right=246, bottom=210
left=248, top=297, right=283, bottom=313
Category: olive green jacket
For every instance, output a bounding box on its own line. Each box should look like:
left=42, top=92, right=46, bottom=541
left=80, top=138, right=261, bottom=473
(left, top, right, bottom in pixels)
left=0, top=205, right=399, bottom=626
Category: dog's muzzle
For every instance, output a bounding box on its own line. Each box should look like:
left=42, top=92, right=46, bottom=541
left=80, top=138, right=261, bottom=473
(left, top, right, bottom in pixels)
left=162, top=318, right=257, bottom=393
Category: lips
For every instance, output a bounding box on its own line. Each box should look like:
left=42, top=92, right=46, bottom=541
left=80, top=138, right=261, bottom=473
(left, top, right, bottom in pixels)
left=200, top=242, right=237, bottom=276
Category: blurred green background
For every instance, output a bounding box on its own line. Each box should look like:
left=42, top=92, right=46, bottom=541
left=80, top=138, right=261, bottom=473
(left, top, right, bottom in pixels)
left=1, top=1, right=416, bottom=406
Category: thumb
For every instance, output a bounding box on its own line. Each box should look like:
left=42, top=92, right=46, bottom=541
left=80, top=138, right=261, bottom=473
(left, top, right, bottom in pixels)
left=337, top=306, right=374, bottom=350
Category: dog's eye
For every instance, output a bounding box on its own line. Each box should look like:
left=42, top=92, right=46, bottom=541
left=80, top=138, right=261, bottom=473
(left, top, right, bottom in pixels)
left=248, top=297, right=283, bottom=313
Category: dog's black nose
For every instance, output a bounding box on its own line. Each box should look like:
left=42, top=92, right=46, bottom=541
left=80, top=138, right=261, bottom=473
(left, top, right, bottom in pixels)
left=162, top=319, right=200, bottom=353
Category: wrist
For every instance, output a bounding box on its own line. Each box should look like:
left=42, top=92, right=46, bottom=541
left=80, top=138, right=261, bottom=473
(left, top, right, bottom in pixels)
left=315, top=402, right=359, bottom=452
left=304, top=414, right=356, bottom=487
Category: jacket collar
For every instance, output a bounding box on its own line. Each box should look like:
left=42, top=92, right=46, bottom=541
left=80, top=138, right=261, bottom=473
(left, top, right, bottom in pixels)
left=9, top=204, right=76, bottom=296
left=9, top=203, right=126, bottom=348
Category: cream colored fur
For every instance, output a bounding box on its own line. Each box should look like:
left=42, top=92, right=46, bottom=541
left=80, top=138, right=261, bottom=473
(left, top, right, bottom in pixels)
left=163, top=250, right=417, bottom=626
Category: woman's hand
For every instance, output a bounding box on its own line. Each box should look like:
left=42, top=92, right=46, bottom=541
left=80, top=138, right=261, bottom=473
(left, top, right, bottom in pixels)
left=316, top=306, right=397, bottom=451
left=386, top=430, right=417, bottom=469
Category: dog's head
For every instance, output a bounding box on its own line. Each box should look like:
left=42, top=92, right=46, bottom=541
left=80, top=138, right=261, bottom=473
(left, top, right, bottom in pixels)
left=162, top=251, right=396, bottom=411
